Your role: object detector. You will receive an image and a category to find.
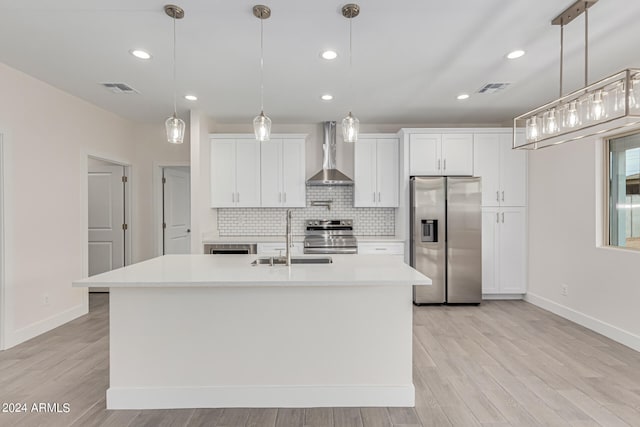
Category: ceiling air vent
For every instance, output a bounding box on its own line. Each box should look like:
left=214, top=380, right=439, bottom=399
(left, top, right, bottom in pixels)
left=100, top=82, right=140, bottom=94
left=477, top=83, right=511, bottom=94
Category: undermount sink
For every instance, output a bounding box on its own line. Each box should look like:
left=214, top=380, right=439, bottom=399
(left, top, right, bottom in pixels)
left=251, top=256, right=333, bottom=266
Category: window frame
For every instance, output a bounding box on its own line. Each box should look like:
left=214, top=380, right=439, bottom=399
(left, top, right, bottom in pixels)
left=604, top=130, right=640, bottom=251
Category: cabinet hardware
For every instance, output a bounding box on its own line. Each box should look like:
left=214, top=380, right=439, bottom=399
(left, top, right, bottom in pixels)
left=122, top=223, right=128, bottom=231
left=501, top=191, right=505, bottom=202
left=501, top=212, right=505, bottom=223
left=232, top=192, right=235, bottom=203
left=378, top=192, right=381, bottom=203
left=496, top=191, right=500, bottom=202
left=496, top=213, right=499, bottom=223
left=237, top=192, right=240, bottom=203
left=443, top=159, right=447, bottom=170
left=122, top=176, right=128, bottom=183
left=283, top=192, right=287, bottom=203
left=278, top=192, right=281, bottom=203
left=373, top=192, right=376, bottom=202
left=438, top=159, right=441, bottom=170
left=375, top=248, right=385, bottom=251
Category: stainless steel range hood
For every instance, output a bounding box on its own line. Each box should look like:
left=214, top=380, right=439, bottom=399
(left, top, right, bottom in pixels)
left=306, top=121, right=353, bottom=186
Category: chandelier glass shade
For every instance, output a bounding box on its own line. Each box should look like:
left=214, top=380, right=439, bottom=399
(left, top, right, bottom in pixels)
left=514, top=69, right=640, bottom=149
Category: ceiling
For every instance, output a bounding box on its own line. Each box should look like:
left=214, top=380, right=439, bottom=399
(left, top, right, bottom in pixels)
left=1, top=0, right=639, bottom=126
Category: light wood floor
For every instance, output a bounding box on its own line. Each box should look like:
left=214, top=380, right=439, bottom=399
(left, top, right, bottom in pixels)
left=1, top=294, right=639, bottom=426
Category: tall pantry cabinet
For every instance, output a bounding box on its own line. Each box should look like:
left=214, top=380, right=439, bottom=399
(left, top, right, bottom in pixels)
left=474, top=133, right=527, bottom=296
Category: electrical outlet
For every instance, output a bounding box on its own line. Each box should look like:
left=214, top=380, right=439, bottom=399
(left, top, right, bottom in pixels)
left=561, top=284, right=568, bottom=296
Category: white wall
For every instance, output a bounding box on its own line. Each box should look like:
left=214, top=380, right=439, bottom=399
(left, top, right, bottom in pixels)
left=527, top=137, right=640, bottom=351
left=0, top=63, right=189, bottom=349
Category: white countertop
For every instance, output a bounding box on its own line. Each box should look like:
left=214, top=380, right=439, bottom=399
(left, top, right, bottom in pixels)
left=73, top=254, right=430, bottom=288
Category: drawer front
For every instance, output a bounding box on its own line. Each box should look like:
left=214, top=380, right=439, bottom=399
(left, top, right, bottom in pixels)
left=357, top=242, right=404, bottom=255
left=257, top=243, right=302, bottom=255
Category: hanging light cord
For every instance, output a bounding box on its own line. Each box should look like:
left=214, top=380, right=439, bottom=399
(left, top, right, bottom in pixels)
left=348, top=11, right=353, bottom=115
left=172, top=13, right=177, bottom=117
left=584, top=1, right=589, bottom=86
left=559, top=20, right=564, bottom=97
left=260, top=12, right=265, bottom=114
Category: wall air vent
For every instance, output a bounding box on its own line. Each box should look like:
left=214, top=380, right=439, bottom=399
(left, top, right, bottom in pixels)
left=100, top=82, right=140, bottom=94
left=477, top=82, right=511, bottom=94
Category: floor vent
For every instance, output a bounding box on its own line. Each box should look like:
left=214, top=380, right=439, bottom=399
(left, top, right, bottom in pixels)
left=100, top=82, right=140, bottom=94
left=477, top=82, right=511, bottom=94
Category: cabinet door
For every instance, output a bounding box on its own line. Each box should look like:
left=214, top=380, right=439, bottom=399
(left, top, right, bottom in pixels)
left=498, top=207, right=527, bottom=293
left=441, top=134, right=473, bottom=176
left=354, top=139, right=377, bottom=207
left=376, top=138, right=399, bottom=207
left=282, top=139, right=306, bottom=207
left=235, top=139, right=262, bottom=207
left=210, top=139, right=236, bottom=207
left=481, top=208, right=499, bottom=294
left=473, top=134, right=501, bottom=206
left=260, top=140, right=283, bottom=207
left=499, top=133, right=527, bottom=207
left=409, top=134, right=442, bottom=175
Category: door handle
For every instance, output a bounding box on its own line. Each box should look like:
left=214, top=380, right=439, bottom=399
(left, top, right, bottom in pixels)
left=187, top=229, right=191, bottom=233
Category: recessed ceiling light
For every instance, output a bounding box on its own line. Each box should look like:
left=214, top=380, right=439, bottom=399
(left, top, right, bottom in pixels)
left=130, top=49, right=152, bottom=60
left=321, top=94, right=334, bottom=101
left=184, top=94, right=198, bottom=101
left=506, top=50, right=525, bottom=59
left=457, top=94, right=470, bottom=100
left=321, top=50, right=338, bottom=60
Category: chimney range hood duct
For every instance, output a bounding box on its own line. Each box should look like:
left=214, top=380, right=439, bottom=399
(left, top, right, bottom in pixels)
left=306, top=121, right=353, bottom=186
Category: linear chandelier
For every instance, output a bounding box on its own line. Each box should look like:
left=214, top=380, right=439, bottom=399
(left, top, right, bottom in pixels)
left=513, top=0, right=640, bottom=150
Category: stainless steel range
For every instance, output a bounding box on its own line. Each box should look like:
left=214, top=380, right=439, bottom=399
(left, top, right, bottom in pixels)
left=303, top=219, right=358, bottom=254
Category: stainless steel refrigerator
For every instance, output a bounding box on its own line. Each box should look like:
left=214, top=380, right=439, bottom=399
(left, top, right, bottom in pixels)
left=411, top=176, right=482, bottom=304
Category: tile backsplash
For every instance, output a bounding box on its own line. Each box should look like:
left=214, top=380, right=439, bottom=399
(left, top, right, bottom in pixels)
left=217, top=186, right=395, bottom=236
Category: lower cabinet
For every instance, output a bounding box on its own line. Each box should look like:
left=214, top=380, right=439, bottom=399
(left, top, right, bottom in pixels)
left=257, top=242, right=303, bottom=256
left=357, top=242, right=405, bottom=259
left=481, top=207, right=526, bottom=295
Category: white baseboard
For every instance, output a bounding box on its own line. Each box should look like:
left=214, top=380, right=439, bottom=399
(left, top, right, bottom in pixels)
left=4, top=303, right=88, bottom=349
left=524, top=292, right=640, bottom=352
left=107, top=385, right=416, bottom=409
left=483, top=294, right=524, bottom=300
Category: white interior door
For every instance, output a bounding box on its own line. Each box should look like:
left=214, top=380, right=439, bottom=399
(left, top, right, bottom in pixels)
left=163, top=167, right=191, bottom=254
left=88, top=163, right=125, bottom=284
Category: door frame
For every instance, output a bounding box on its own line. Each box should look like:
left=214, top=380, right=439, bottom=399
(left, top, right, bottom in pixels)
left=82, top=153, right=133, bottom=284
left=0, top=132, right=5, bottom=349
left=153, top=161, right=190, bottom=257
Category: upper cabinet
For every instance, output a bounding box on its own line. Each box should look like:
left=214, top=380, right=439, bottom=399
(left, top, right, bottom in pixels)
left=261, top=138, right=306, bottom=207
left=210, top=134, right=307, bottom=208
left=409, top=133, right=473, bottom=176
left=354, top=136, right=399, bottom=207
left=473, top=133, right=527, bottom=207
left=210, top=138, right=261, bottom=207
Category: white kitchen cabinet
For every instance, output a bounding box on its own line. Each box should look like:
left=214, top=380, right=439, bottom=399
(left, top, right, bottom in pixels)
left=409, top=133, right=473, bottom=176
left=481, top=207, right=526, bottom=295
left=357, top=242, right=404, bottom=259
left=474, top=133, right=527, bottom=207
left=354, top=137, right=399, bottom=207
left=210, top=138, right=261, bottom=207
left=261, top=138, right=306, bottom=207
left=257, top=242, right=303, bottom=256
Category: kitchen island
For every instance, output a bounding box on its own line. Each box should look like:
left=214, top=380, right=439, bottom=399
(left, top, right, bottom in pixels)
left=73, top=254, right=431, bottom=410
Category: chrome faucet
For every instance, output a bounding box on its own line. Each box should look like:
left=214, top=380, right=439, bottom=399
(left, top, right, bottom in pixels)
left=285, top=209, right=292, bottom=266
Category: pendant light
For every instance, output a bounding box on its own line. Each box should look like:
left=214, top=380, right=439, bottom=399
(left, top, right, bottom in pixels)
left=341, top=3, right=360, bottom=143
left=514, top=0, right=640, bottom=150
left=253, top=5, right=272, bottom=142
left=164, top=4, right=185, bottom=144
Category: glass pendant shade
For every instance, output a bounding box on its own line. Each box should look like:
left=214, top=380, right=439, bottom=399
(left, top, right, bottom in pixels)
left=165, top=114, right=186, bottom=144
left=341, top=112, right=360, bottom=143
left=253, top=111, right=272, bottom=142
